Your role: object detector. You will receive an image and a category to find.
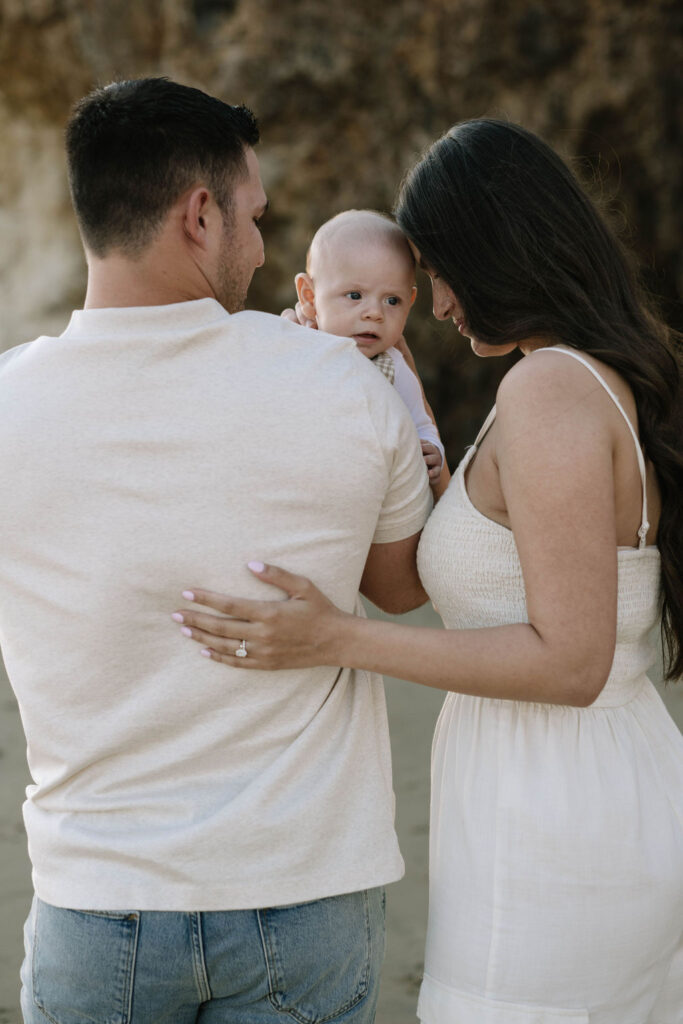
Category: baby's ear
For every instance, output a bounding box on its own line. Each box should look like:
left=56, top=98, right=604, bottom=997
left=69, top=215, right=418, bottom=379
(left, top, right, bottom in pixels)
left=409, top=284, right=418, bottom=307
left=295, top=273, right=317, bottom=319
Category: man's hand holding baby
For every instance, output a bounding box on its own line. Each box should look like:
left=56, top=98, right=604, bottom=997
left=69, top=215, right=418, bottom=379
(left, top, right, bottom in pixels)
left=281, top=304, right=317, bottom=329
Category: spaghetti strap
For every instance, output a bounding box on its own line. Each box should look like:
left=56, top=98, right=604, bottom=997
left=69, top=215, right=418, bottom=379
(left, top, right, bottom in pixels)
left=471, top=405, right=497, bottom=450
left=534, top=346, right=650, bottom=548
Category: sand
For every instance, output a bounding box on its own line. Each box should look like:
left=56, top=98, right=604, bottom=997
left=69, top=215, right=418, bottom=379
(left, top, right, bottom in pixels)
left=1, top=602, right=681, bottom=1024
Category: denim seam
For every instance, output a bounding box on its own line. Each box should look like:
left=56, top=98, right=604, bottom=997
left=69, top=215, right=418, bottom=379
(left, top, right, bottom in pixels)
left=363, top=888, right=372, bottom=990
left=70, top=910, right=136, bottom=919
left=256, top=910, right=280, bottom=995
left=189, top=912, right=212, bottom=1003
left=121, top=914, right=140, bottom=1024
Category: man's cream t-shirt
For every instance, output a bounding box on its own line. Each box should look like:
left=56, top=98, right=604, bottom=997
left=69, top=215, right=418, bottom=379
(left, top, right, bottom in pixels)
left=0, top=299, right=431, bottom=910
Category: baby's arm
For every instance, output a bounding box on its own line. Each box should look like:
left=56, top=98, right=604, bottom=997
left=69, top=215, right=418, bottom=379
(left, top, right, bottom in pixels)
left=387, top=348, right=446, bottom=484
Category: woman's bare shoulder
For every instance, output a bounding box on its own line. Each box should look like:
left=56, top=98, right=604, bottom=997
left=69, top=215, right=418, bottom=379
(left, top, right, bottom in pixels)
left=495, top=346, right=618, bottom=449
left=497, top=346, right=616, bottom=415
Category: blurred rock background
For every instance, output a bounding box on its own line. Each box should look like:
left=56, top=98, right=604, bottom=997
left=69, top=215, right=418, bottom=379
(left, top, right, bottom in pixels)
left=1, top=0, right=680, bottom=457
left=0, top=5, right=681, bottom=1021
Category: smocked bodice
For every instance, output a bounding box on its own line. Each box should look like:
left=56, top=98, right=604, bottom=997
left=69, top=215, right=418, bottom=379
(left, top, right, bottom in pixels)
left=417, top=446, right=662, bottom=708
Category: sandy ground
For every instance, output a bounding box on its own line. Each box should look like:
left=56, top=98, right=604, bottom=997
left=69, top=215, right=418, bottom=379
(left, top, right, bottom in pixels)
left=1, top=602, right=681, bottom=1024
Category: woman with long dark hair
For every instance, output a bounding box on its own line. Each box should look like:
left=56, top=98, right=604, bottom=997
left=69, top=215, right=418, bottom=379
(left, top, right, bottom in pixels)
left=175, top=121, right=683, bottom=1022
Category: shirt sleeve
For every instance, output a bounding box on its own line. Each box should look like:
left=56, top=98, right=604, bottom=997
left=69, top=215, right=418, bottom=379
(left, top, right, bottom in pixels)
left=388, top=348, right=445, bottom=466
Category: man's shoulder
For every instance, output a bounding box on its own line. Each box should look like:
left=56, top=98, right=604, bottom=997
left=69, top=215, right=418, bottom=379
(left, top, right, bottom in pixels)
left=0, top=341, right=33, bottom=376
left=230, top=311, right=356, bottom=354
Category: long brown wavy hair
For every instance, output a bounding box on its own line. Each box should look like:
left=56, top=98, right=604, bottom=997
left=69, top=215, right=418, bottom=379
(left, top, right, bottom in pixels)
left=396, top=119, right=683, bottom=680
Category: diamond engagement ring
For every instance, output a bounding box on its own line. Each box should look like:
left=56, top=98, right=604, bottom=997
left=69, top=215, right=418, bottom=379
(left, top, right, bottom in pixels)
left=235, top=640, right=248, bottom=659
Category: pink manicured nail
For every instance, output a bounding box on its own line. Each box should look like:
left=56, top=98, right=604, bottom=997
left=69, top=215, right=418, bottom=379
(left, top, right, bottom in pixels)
left=182, top=591, right=195, bottom=601
left=200, top=649, right=212, bottom=658
left=180, top=626, right=192, bottom=637
left=248, top=561, right=265, bottom=573
left=171, top=613, right=184, bottom=623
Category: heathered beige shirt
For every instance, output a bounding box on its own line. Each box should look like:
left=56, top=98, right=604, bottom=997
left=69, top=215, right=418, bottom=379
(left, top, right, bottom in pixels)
left=0, top=299, right=431, bottom=910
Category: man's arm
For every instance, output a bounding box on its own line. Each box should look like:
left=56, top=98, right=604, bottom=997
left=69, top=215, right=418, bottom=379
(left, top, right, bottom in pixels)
left=359, top=531, right=428, bottom=614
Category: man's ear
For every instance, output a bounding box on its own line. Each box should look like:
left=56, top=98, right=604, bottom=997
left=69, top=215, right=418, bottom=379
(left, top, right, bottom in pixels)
left=409, top=284, right=418, bottom=307
left=183, top=187, right=213, bottom=249
left=295, top=272, right=317, bottom=319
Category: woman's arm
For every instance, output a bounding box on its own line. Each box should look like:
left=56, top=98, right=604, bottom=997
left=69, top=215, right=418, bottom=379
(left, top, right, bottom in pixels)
left=175, top=354, right=619, bottom=707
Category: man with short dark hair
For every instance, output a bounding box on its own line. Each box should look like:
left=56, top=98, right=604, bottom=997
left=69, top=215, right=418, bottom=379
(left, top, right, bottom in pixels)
left=0, top=78, right=430, bottom=1022
left=66, top=77, right=266, bottom=311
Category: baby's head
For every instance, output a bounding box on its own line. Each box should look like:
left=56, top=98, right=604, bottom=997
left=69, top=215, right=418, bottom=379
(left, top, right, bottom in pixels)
left=296, top=210, right=417, bottom=358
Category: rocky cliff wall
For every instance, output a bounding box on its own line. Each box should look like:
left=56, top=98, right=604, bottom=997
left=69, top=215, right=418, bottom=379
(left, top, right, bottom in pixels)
left=1, top=0, right=680, bottom=448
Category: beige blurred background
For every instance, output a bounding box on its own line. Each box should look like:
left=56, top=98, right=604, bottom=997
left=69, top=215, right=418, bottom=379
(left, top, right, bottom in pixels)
left=1, top=0, right=681, bottom=447
left=0, top=1, right=681, bottom=1021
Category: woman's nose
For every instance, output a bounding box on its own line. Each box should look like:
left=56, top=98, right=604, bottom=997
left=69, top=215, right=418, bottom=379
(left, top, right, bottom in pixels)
left=432, top=282, right=455, bottom=321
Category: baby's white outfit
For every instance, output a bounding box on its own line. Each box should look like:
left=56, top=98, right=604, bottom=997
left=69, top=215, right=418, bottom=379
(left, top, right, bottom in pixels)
left=374, top=346, right=444, bottom=468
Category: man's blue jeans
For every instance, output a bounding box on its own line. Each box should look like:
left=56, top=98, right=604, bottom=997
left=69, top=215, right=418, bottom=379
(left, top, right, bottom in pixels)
left=20, top=888, right=386, bottom=1023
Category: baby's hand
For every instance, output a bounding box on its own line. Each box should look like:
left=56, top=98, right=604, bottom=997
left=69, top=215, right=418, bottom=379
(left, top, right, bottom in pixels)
left=421, top=441, right=443, bottom=482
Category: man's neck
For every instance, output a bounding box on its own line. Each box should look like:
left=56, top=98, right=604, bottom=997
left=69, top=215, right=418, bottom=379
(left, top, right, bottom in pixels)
left=83, top=243, right=217, bottom=310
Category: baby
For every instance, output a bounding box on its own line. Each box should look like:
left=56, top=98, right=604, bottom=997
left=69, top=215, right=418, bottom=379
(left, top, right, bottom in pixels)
left=293, top=209, right=445, bottom=482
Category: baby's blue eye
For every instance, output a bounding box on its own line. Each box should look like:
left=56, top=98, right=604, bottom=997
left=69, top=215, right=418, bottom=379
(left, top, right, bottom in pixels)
left=346, top=291, right=362, bottom=300
left=385, top=296, right=400, bottom=306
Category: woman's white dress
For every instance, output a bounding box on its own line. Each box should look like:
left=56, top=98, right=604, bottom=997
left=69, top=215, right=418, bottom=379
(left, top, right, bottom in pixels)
left=416, top=348, right=683, bottom=1024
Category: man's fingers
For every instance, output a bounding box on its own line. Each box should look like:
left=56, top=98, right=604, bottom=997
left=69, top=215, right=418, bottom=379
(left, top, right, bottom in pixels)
left=295, top=302, right=318, bottom=329
left=280, top=306, right=317, bottom=329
